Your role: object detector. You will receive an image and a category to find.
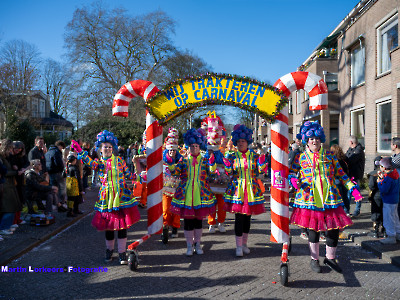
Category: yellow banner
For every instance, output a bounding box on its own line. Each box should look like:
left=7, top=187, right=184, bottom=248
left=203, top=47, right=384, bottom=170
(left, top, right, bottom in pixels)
left=146, top=74, right=287, bottom=125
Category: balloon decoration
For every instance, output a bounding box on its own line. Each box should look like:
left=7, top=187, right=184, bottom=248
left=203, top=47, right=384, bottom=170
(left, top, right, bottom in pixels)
left=112, top=80, right=163, bottom=236
left=273, top=71, right=328, bottom=110
left=270, top=71, right=328, bottom=247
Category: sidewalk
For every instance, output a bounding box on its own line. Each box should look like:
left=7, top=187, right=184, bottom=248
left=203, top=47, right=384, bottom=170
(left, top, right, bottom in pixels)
left=0, top=187, right=99, bottom=266
left=341, top=190, right=400, bottom=268
left=1, top=186, right=399, bottom=268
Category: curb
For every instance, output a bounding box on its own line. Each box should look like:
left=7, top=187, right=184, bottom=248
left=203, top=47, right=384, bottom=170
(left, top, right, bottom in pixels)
left=348, top=233, right=400, bottom=269
left=360, top=239, right=400, bottom=268
left=0, top=212, right=91, bottom=266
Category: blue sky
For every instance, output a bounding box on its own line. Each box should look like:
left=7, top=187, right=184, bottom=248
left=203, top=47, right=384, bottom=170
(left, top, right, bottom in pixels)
left=0, top=0, right=360, bottom=85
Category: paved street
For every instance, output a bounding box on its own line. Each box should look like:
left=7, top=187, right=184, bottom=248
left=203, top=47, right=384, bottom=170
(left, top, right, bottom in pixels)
left=1, top=189, right=399, bottom=300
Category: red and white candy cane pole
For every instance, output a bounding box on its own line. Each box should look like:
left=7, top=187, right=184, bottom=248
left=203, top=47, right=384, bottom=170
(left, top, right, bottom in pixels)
left=272, top=71, right=328, bottom=262
left=112, top=80, right=164, bottom=247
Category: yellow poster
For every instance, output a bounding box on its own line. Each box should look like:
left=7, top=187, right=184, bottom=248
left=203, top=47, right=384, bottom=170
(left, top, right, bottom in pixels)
left=146, top=74, right=287, bottom=125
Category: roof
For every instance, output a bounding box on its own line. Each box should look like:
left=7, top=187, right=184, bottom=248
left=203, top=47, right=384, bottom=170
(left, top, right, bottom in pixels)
left=39, top=111, right=73, bottom=128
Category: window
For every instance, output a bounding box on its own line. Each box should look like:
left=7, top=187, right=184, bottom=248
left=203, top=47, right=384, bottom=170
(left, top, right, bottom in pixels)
left=303, top=90, right=309, bottom=102
left=350, top=108, right=365, bottom=147
left=288, top=96, right=292, bottom=115
left=351, top=44, right=365, bottom=87
left=324, top=72, right=338, bottom=91
left=377, top=14, right=398, bottom=75
left=296, top=91, right=302, bottom=114
left=31, top=100, right=38, bottom=118
left=377, top=101, right=391, bottom=152
left=39, top=100, right=46, bottom=118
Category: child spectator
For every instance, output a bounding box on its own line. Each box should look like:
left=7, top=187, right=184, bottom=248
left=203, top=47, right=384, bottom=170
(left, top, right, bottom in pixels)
left=367, top=156, right=384, bottom=238
left=377, top=157, right=400, bottom=244
left=65, top=155, right=83, bottom=217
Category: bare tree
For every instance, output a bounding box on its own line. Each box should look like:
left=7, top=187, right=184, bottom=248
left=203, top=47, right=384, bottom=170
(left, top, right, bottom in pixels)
left=0, top=39, right=41, bottom=93
left=64, top=3, right=179, bottom=123
left=65, top=3, right=175, bottom=88
left=42, top=59, right=71, bottom=117
left=0, top=39, right=41, bottom=124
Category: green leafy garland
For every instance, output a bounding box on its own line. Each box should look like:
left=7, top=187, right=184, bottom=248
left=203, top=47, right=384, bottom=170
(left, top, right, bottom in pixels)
left=145, top=72, right=288, bottom=126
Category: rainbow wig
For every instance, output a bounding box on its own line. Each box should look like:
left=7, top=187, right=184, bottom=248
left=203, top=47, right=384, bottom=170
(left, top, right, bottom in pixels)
left=183, top=128, right=206, bottom=150
left=231, top=124, right=253, bottom=146
left=299, top=121, right=325, bottom=144
left=95, top=130, right=119, bottom=150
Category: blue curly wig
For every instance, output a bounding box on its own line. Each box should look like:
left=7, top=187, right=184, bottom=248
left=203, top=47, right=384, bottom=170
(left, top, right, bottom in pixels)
left=231, top=124, right=253, bottom=146
left=95, top=130, right=119, bottom=150
left=183, top=128, right=206, bottom=150
left=299, top=121, right=325, bottom=144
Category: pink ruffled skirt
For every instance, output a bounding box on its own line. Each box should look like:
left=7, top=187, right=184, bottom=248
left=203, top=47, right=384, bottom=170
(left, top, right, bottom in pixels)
left=289, top=206, right=352, bottom=232
left=91, top=206, right=141, bottom=231
left=170, top=205, right=216, bottom=219
left=224, top=202, right=266, bottom=216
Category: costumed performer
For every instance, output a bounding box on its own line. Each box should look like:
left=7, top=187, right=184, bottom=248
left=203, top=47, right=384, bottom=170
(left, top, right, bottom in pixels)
left=223, top=125, right=267, bottom=257
left=71, top=130, right=141, bottom=265
left=202, top=112, right=228, bottom=234
left=289, top=121, right=362, bottom=273
left=166, top=128, right=217, bottom=256
left=162, top=127, right=182, bottom=240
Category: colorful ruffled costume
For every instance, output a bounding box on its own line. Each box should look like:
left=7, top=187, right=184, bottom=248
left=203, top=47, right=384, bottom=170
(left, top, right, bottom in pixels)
left=169, top=153, right=216, bottom=218
left=73, top=130, right=141, bottom=265
left=162, top=127, right=182, bottom=238
left=79, top=150, right=140, bottom=231
left=288, top=121, right=359, bottom=273
left=223, top=125, right=266, bottom=216
left=288, top=124, right=355, bottom=231
left=222, top=124, right=267, bottom=257
left=166, top=128, right=216, bottom=256
left=223, top=150, right=266, bottom=215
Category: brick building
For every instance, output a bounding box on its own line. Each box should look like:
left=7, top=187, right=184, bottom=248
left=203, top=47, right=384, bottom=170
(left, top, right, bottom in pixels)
left=0, top=90, right=73, bottom=140
left=289, top=0, right=399, bottom=173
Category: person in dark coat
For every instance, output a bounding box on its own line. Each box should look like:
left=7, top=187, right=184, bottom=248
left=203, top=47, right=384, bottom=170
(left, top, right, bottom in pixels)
left=11, top=141, right=30, bottom=225
left=331, top=144, right=351, bottom=214
left=367, top=156, right=384, bottom=238
left=345, top=135, right=365, bottom=217
left=28, top=136, right=47, bottom=174
left=25, top=159, right=59, bottom=218
left=45, top=141, right=67, bottom=212
left=0, top=139, right=21, bottom=235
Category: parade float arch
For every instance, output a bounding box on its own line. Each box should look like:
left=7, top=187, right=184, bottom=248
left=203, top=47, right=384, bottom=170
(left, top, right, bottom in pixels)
left=112, top=72, right=328, bottom=248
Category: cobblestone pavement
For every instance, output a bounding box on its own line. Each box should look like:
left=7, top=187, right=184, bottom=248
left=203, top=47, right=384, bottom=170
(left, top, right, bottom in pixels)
left=1, top=199, right=399, bottom=300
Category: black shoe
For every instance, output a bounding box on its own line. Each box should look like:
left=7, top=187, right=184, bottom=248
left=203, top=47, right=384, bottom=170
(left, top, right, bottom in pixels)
left=74, top=210, right=84, bottom=214
left=58, top=206, right=67, bottom=212
left=119, top=252, right=128, bottom=265
left=324, top=258, right=343, bottom=273
left=105, top=249, right=113, bottom=263
left=310, top=259, right=321, bottom=273
left=171, top=227, right=178, bottom=238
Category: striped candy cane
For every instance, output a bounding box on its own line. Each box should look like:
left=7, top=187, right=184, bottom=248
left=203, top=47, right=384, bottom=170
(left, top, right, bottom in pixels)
left=274, top=71, right=328, bottom=110
left=271, top=71, right=328, bottom=244
left=112, top=80, right=163, bottom=236
left=270, top=105, right=290, bottom=244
